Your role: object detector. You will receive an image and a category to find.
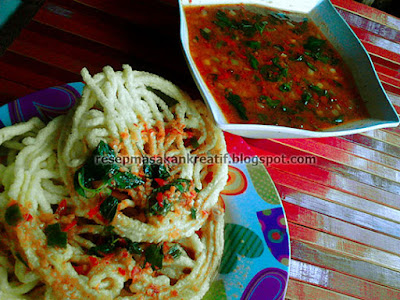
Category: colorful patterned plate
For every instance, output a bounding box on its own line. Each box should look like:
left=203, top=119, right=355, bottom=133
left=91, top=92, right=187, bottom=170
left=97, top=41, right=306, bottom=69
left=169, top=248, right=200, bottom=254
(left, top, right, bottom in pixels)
left=0, top=83, right=290, bottom=300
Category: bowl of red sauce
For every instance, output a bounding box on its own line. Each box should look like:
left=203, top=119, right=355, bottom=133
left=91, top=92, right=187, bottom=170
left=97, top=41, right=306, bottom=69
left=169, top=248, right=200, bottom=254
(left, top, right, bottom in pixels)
left=179, top=0, right=399, bottom=138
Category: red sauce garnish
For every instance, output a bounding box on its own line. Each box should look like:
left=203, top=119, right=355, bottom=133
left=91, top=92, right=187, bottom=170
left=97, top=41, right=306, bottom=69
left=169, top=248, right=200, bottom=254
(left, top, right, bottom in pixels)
left=118, top=267, right=126, bottom=276
left=62, top=219, right=77, bottom=232
left=185, top=5, right=369, bottom=131
left=56, top=199, right=67, bottom=216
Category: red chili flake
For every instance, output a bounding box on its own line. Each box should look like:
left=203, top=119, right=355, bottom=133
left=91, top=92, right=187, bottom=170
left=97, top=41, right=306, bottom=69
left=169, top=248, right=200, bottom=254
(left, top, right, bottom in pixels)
left=23, top=214, right=33, bottom=222
left=154, top=178, right=168, bottom=187
left=56, top=199, right=67, bottom=216
left=156, top=192, right=164, bottom=207
left=119, top=239, right=128, bottom=247
left=201, top=210, right=209, bottom=218
left=195, top=229, right=203, bottom=239
left=118, top=267, right=126, bottom=276
left=131, top=266, right=141, bottom=277
left=218, top=71, right=230, bottom=81
left=222, top=37, right=236, bottom=48
left=237, top=52, right=247, bottom=60
left=62, top=219, right=77, bottom=232
left=171, top=290, right=178, bottom=297
left=185, top=130, right=194, bottom=138
left=88, top=206, right=99, bottom=219
left=73, top=265, right=89, bottom=276
left=89, top=256, right=99, bottom=267
left=103, top=253, right=115, bottom=262
left=204, top=172, right=214, bottom=183
left=149, top=284, right=160, bottom=294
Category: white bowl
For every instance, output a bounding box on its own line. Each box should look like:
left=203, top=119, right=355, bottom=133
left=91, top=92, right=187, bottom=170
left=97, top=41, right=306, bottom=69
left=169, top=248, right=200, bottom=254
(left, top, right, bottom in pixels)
left=179, top=0, right=399, bottom=139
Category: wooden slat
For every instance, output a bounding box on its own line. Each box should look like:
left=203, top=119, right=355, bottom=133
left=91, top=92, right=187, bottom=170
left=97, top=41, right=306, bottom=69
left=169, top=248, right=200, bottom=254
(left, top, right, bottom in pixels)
left=286, top=279, right=358, bottom=300
left=269, top=139, right=400, bottom=182
left=290, top=260, right=400, bottom=299
left=247, top=138, right=400, bottom=194
left=275, top=163, right=400, bottom=208
left=269, top=168, right=400, bottom=222
left=279, top=186, right=400, bottom=238
left=284, top=202, right=400, bottom=255
left=332, top=0, right=400, bottom=31
left=340, top=134, right=400, bottom=158
left=289, top=222, right=400, bottom=272
left=291, top=240, right=400, bottom=289
left=0, top=77, right=36, bottom=101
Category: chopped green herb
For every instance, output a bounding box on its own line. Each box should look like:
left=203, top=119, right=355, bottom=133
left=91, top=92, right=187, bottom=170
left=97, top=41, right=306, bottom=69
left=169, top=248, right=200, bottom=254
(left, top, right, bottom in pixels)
left=214, top=10, right=233, bottom=29
left=301, top=91, right=312, bottom=105
left=190, top=207, right=197, bottom=219
left=225, top=92, right=248, bottom=120
left=260, top=58, right=287, bottom=82
left=125, top=238, right=143, bottom=255
left=5, top=204, right=22, bottom=226
left=88, top=234, right=119, bottom=257
left=309, top=84, right=329, bottom=97
left=100, top=196, right=119, bottom=222
left=148, top=197, right=173, bottom=216
left=244, top=40, right=261, bottom=50
left=305, top=61, right=317, bottom=71
left=260, top=95, right=280, bottom=108
left=281, top=106, right=297, bottom=114
left=189, top=137, right=200, bottom=148
left=279, top=81, right=292, bottom=92
left=257, top=114, right=269, bottom=123
left=146, top=86, right=178, bottom=107
left=273, top=44, right=284, bottom=52
left=248, top=54, right=259, bottom=70
left=45, top=223, right=67, bottom=248
left=255, top=21, right=268, bottom=34
left=292, top=19, right=308, bottom=35
left=74, top=141, right=119, bottom=197
left=167, top=244, right=182, bottom=259
left=143, top=163, right=170, bottom=180
left=112, top=171, right=144, bottom=189
left=145, top=244, right=164, bottom=270
left=200, top=28, right=211, bottom=40
left=216, top=40, right=226, bottom=49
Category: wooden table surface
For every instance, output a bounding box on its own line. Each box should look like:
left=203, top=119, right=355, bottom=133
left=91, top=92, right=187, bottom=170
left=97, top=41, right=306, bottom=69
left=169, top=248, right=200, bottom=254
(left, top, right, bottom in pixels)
left=0, top=0, right=399, bottom=299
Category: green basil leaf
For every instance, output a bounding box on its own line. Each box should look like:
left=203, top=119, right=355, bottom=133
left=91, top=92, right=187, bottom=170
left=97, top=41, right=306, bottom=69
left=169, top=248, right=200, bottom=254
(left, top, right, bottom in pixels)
left=260, top=95, right=280, bottom=108
left=45, top=223, right=67, bottom=248
left=200, top=28, right=211, bottom=40
left=145, top=244, right=164, bottom=270
left=100, top=196, right=119, bottom=222
left=5, top=204, right=22, bottom=226
left=146, top=86, right=178, bottom=107
left=244, top=40, right=261, bottom=50
left=143, top=163, right=170, bottom=180
left=214, top=10, right=233, bottom=29
left=248, top=54, right=259, bottom=70
left=112, top=171, right=144, bottom=189
left=279, top=82, right=292, bottom=92
left=168, top=244, right=182, bottom=259
left=125, top=238, right=143, bottom=255
left=225, top=92, right=248, bottom=120
left=190, top=207, right=197, bottom=220
left=148, top=198, right=173, bottom=216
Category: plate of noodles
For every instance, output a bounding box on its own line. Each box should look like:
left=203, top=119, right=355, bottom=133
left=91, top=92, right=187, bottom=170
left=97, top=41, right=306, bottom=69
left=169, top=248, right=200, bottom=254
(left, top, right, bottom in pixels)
left=0, top=66, right=289, bottom=300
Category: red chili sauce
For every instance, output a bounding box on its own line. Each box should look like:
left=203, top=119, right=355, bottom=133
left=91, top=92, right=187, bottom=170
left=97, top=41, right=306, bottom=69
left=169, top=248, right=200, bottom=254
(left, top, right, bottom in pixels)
left=185, top=5, right=369, bottom=131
